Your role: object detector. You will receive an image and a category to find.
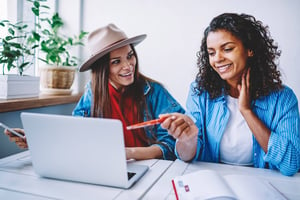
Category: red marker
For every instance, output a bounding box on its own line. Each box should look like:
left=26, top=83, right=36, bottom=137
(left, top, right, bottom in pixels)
left=126, top=116, right=168, bottom=130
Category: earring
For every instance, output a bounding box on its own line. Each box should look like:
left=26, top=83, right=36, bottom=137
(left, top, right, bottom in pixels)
left=248, top=50, right=254, bottom=57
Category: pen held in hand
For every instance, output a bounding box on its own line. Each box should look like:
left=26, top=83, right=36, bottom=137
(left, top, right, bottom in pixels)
left=126, top=116, right=168, bottom=130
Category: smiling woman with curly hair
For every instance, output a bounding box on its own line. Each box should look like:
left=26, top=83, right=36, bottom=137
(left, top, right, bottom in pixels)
left=160, top=13, right=300, bottom=176
left=196, top=13, right=282, bottom=100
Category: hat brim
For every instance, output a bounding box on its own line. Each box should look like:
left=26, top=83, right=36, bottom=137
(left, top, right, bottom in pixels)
left=79, top=34, right=147, bottom=72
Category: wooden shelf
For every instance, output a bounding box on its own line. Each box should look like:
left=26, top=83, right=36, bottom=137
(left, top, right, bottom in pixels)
left=0, top=93, right=82, bottom=113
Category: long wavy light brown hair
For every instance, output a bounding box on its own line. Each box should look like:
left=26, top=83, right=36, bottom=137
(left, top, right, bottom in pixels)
left=196, top=13, right=282, bottom=100
left=89, top=44, right=157, bottom=144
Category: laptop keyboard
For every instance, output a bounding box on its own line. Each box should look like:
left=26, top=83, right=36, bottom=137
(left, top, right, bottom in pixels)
left=127, top=172, right=136, bottom=180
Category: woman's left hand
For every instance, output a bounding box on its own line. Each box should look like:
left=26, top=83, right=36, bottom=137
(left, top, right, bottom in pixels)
left=125, top=146, right=163, bottom=160
left=238, top=68, right=252, bottom=113
left=237, top=68, right=271, bottom=153
left=125, top=147, right=135, bottom=160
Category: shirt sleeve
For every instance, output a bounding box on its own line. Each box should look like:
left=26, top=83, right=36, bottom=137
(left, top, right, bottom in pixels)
left=145, top=82, right=185, bottom=160
left=263, top=87, right=300, bottom=176
left=175, top=82, right=206, bottom=162
left=72, top=82, right=92, bottom=117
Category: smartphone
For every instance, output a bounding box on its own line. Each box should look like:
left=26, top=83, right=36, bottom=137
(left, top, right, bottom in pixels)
left=0, top=122, right=26, bottom=139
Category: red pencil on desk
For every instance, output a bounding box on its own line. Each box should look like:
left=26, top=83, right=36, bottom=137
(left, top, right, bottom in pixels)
left=126, top=116, right=168, bottom=130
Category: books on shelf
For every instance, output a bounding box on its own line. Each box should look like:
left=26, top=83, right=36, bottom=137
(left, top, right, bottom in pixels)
left=172, top=169, right=287, bottom=200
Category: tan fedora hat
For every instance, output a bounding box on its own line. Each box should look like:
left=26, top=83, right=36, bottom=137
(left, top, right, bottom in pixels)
left=80, top=24, right=146, bottom=72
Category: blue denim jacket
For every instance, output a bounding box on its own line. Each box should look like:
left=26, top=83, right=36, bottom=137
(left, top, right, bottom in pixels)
left=181, top=82, right=300, bottom=176
left=73, top=81, right=185, bottom=160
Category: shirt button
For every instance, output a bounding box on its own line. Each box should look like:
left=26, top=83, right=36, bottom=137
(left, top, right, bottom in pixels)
left=254, top=153, right=257, bottom=156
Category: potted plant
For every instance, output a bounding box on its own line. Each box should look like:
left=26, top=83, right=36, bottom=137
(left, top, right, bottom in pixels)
left=29, top=0, right=88, bottom=94
left=0, top=19, right=40, bottom=99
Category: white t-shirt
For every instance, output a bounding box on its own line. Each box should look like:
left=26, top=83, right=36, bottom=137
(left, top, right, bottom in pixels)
left=220, top=95, right=253, bottom=165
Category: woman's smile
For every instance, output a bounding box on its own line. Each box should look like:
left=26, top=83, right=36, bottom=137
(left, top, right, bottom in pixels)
left=215, top=63, right=232, bottom=73
left=119, top=71, right=133, bottom=77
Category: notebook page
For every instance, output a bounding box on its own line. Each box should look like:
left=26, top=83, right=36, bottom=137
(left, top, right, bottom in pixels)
left=223, top=175, right=287, bottom=200
left=173, top=170, right=237, bottom=200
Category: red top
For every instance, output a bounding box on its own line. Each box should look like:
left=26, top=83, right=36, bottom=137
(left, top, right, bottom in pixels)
left=109, top=83, right=147, bottom=147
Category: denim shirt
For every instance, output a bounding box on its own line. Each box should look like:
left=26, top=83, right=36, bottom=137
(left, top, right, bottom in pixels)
left=72, top=81, right=185, bottom=160
left=181, top=82, right=300, bottom=176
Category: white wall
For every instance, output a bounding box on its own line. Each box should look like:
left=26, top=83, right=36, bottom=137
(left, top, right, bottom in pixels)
left=80, top=0, right=300, bottom=108
left=3, top=0, right=300, bottom=107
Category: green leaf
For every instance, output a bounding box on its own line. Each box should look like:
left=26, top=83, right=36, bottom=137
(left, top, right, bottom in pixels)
left=58, top=46, right=66, bottom=52
left=26, top=35, right=35, bottom=43
left=19, top=62, right=30, bottom=69
left=33, top=0, right=40, bottom=8
left=31, top=44, right=39, bottom=49
left=5, top=36, right=13, bottom=41
left=38, top=57, right=49, bottom=64
left=42, top=29, right=51, bottom=35
left=9, top=43, right=22, bottom=49
left=32, top=31, right=41, bottom=41
left=35, top=23, right=41, bottom=29
left=41, top=5, right=50, bottom=9
left=0, top=20, right=9, bottom=24
left=73, top=41, right=84, bottom=46
left=8, top=28, right=15, bottom=35
left=51, top=13, right=64, bottom=31
left=79, top=31, right=89, bottom=39
left=68, top=38, right=73, bottom=45
left=32, top=7, right=39, bottom=16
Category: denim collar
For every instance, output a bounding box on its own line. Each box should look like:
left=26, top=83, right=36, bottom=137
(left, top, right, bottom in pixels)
left=143, top=80, right=151, bottom=95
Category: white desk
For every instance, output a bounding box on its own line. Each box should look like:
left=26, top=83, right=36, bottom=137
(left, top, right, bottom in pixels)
left=1, top=152, right=300, bottom=200
left=143, top=159, right=300, bottom=200
left=0, top=151, right=172, bottom=200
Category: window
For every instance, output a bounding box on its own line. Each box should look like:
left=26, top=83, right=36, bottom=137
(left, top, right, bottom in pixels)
left=1, top=0, right=86, bottom=94
left=0, top=0, right=36, bottom=75
left=0, top=0, right=8, bottom=75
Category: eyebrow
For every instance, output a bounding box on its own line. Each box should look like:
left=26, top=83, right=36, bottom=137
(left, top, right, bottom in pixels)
left=207, top=42, right=235, bottom=50
left=110, top=50, right=134, bottom=60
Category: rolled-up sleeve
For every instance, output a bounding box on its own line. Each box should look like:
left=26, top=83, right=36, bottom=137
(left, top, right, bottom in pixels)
left=145, top=82, right=185, bottom=160
left=264, top=87, right=300, bottom=176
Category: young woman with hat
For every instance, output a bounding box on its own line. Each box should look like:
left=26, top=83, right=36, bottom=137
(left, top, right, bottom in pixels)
left=160, top=13, right=300, bottom=176
left=73, top=23, right=185, bottom=160
left=4, top=24, right=185, bottom=161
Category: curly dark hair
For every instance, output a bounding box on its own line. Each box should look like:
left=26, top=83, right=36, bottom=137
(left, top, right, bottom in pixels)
left=196, top=13, right=282, bottom=100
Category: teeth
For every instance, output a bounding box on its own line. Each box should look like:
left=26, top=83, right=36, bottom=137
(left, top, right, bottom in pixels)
left=218, top=64, right=230, bottom=73
left=120, top=72, right=132, bottom=77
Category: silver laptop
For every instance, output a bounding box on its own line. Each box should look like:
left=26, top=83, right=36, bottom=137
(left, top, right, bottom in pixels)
left=20, top=112, right=149, bottom=189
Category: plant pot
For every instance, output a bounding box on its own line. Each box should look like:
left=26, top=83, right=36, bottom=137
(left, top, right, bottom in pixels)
left=39, top=65, right=77, bottom=95
left=0, top=74, right=40, bottom=99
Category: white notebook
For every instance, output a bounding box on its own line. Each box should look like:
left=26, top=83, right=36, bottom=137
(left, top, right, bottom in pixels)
left=172, top=169, right=287, bottom=200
